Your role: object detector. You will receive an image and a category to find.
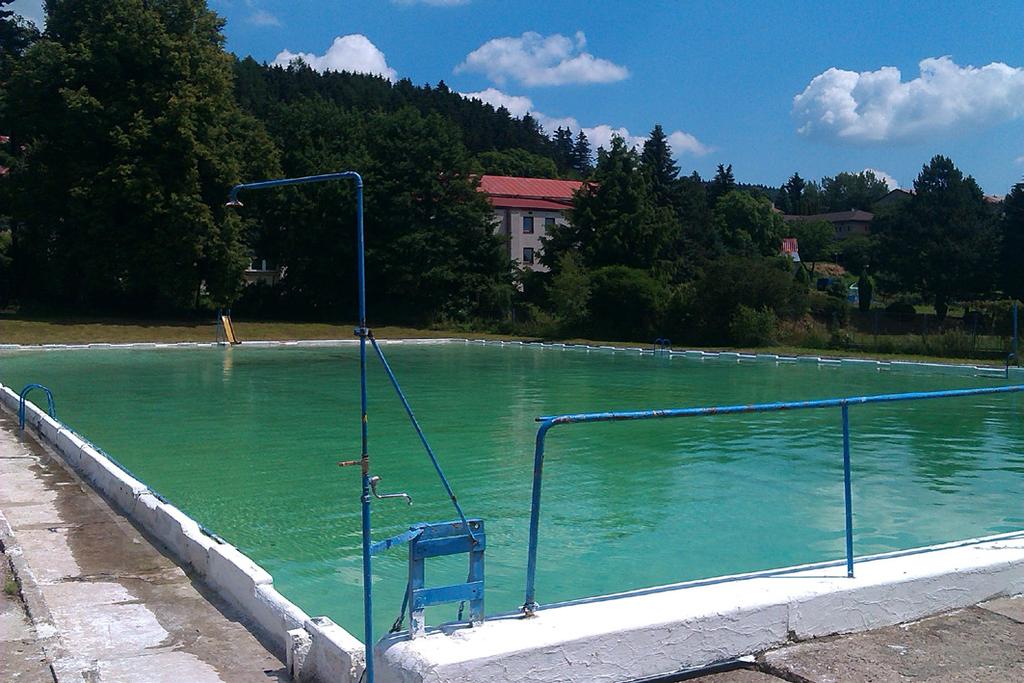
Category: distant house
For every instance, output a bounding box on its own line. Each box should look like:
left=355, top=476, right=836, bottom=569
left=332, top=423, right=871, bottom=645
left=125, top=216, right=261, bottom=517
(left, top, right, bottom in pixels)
left=873, top=188, right=913, bottom=209
left=784, top=210, right=874, bottom=240
left=478, top=175, right=584, bottom=272
left=780, top=237, right=800, bottom=262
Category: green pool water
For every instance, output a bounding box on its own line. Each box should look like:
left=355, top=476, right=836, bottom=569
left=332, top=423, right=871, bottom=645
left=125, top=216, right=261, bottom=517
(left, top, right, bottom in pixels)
left=3, top=343, right=1023, bottom=639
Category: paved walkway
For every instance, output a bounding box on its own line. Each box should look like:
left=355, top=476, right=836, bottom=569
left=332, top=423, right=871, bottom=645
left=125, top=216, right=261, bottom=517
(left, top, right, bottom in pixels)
left=696, top=596, right=1024, bottom=682
left=0, top=413, right=288, bottom=682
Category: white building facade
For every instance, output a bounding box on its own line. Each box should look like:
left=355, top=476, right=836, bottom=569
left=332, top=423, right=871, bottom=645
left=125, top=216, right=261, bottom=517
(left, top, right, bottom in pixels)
left=478, top=175, right=584, bottom=272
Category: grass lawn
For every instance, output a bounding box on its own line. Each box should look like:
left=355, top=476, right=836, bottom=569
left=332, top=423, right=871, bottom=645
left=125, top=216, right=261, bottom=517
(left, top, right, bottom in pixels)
left=0, top=314, right=1013, bottom=368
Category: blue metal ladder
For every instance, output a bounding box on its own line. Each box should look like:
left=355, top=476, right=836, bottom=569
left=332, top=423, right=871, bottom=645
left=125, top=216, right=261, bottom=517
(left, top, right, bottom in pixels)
left=407, top=519, right=485, bottom=637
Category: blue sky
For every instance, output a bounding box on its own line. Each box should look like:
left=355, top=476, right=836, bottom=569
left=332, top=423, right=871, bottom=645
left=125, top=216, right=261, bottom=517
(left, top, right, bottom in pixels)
left=11, top=0, right=1024, bottom=194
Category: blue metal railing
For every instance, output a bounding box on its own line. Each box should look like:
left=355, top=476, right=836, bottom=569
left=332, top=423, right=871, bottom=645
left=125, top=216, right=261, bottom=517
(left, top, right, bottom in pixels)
left=521, top=383, right=1024, bottom=615
left=19, top=384, right=56, bottom=430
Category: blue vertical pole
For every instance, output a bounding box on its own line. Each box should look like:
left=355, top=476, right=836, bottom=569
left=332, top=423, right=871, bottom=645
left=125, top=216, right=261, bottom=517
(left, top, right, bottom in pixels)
left=353, top=179, right=375, bottom=681
left=1013, top=301, right=1018, bottom=363
left=841, top=403, right=854, bottom=578
left=523, top=421, right=552, bottom=614
left=226, top=173, right=373, bottom=680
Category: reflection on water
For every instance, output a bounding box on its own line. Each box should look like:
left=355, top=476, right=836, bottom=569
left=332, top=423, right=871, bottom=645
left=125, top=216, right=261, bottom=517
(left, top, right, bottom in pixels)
left=2, top=344, right=1021, bottom=639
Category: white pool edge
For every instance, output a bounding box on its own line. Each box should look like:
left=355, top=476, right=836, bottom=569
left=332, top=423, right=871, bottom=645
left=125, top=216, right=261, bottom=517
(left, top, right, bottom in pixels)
left=376, top=531, right=1024, bottom=682
left=2, top=336, right=1019, bottom=379
left=0, top=384, right=366, bottom=683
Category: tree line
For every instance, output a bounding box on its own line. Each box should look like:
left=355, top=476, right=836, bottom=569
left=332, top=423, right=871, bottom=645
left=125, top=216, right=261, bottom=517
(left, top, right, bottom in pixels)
left=1, top=0, right=1022, bottom=349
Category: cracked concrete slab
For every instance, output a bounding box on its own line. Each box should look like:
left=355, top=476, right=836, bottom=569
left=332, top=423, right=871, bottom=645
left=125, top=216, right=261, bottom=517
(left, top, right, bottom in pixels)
left=1, top=547, right=52, bottom=682
left=980, top=595, right=1024, bottom=624
left=696, top=670, right=782, bottom=682
left=761, top=606, right=1024, bottom=682
left=0, top=414, right=288, bottom=682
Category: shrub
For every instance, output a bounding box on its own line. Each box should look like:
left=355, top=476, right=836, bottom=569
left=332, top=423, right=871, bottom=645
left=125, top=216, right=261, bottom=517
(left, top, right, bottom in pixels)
left=925, top=328, right=975, bottom=358
left=729, top=305, right=778, bottom=346
left=587, top=266, right=667, bottom=341
left=689, top=256, right=807, bottom=344
left=885, top=299, right=917, bottom=320
left=809, top=291, right=849, bottom=328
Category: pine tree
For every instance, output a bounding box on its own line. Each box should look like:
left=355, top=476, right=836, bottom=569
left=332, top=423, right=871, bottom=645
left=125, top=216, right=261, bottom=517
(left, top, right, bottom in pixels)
left=551, top=127, right=574, bottom=174
left=640, top=124, right=680, bottom=208
left=543, top=135, right=678, bottom=271
left=779, top=172, right=806, bottom=214
left=570, top=130, right=593, bottom=176
left=707, top=163, right=736, bottom=207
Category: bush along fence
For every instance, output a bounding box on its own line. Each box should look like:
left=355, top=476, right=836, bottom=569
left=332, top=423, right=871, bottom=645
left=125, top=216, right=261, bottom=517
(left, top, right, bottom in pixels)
left=805, top=299, right=1021, bottom=361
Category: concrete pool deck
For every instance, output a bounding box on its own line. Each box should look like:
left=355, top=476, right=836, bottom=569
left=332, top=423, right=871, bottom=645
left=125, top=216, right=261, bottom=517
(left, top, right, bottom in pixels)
left=694, top=595, right=1024, bottom=682
left=0, top=413, right=288, bottom=682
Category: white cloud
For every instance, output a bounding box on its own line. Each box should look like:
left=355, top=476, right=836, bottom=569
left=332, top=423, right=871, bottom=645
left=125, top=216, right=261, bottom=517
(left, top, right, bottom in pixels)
left=247, top=9, right=281, bottom=26
left=459, top=88, right=711, bottom=159
left=461, top=88, right=534, bottom=118
left=668, top=131, right=713, bottom=157
left=793, top=56, right=1024, bottom=144
left=456, top=31, right=628, bottom=87
left=8, top=0, right=44, bottom=27
left=1016, top=155, right=1024, bottom=166
left=273, top=35, right=397, bottom=81
left=864, top=168, right=899, bottom=190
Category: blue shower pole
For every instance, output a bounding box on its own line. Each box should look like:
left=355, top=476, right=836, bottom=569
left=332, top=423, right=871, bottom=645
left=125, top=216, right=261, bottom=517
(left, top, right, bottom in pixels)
left=1013, top=301, right=1018, bottom=364
left=227, top=172, right=375, bottom=682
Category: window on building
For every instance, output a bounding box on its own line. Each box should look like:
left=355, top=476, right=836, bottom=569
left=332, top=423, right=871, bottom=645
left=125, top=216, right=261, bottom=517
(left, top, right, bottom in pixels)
left=522, top=216, right=534, bottom=234
left=544, top=217, right=555, bottom=230
left=522, top=247, right=534, bottom=264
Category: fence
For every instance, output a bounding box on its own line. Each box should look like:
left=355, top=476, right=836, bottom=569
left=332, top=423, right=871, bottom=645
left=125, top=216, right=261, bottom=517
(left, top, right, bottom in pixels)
left=521, top=384, right=1024, bottom=614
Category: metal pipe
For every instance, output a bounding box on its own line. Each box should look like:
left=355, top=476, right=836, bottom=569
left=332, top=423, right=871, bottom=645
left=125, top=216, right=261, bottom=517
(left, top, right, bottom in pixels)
left=227, top=172, right=376, bottom=682
left=18, top=383, right=56, bottom=430
left=368, top=335, right=477, bottom=542
left=522, top=419, right=554, bottom=614
left=841, top=403, right=854, bottom=578
left=1014, top=301, right=1019, bottom=363
left=536, top=384, right=1024, bottom=426
left=523, top=383, right=1024, bottom=612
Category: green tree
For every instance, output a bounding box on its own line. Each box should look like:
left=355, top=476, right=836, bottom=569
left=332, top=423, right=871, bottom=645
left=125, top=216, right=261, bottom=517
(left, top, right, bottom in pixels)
left=857, top=269, right=873, bottom=312
left=707, top=163, right=735, bottom=206
left=788, top=219, right=835, bottom=278
left=821, top=170, right=891, bottom=211
left=259, top=100, right=509, bottom=323
left=838, top=234, right=873, bottom=275
left=544, top=135, right=679, bottom=272
left=873, top=156, right=998, bottom=320
left=475, top=148, right=558, bottom=178
left=683, top=256, right=807, bottom=344
left=0, top=0, right=38, bottom=64
left=548, top=251, right=591, bottom=330
left=712, top=190, right=785, bottom=258
left=6, top=0, right=279, bottom=312
left=587, top=265, right=666, bottom=341
left=640, top=124, right=680, bottom=208
left=1001, top=181, right=1024, bottom=301
left=777, top=172, right=805, bottom=214
left=551, top=126, right=574, bottom=173
left=570, top=130, right=592, bottom=176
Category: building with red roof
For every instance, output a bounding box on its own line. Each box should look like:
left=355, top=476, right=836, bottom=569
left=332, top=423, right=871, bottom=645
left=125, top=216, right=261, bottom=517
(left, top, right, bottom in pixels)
left=478, top=174, right=584, bottom=272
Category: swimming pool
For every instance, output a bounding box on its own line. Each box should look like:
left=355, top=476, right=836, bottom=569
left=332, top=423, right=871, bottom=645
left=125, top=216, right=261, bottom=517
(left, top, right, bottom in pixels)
left=3, top=342, right=1022, bottom=638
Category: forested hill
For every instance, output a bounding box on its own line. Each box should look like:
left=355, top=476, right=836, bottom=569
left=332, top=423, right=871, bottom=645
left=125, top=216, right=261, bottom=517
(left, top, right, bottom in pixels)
left=233, top=57, right=552, bottom=158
